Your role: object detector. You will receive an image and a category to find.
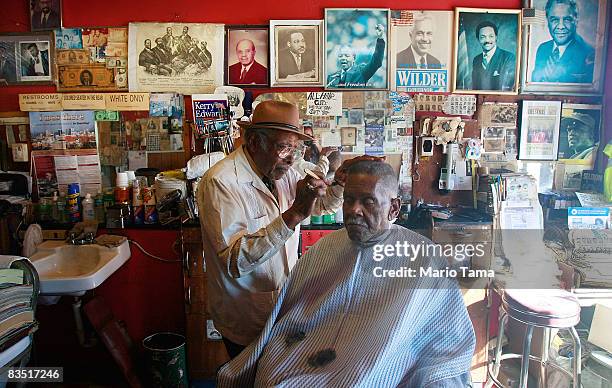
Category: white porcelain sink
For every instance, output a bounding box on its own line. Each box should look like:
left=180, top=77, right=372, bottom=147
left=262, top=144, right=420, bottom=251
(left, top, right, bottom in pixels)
left=30, top=240, right=131, bottom=296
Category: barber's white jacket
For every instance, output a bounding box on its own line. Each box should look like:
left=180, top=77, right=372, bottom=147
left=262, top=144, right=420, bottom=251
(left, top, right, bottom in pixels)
left=196, top=146, right=343, bottom=346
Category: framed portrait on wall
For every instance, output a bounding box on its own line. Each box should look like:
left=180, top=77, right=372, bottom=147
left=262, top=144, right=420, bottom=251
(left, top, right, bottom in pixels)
left=0, top=33, right=54, bottom=85
left=225, top=25, right=269, bottom=87
left=30, top=0, right=62, bottom=31
left=390, top=10, right=453, bottom=92
left=521, top=0, right=609, bottom=94
left=558, top=103, right=601, bottom=165
left=518, top=100, right=562, bottom=161
left=128, top=23, right=224, bottom=94
left=269, top=20, right=323, bottom=87
left=324, top=8, right=390, bottom=90
left=452, top=8, right=522, bottom=95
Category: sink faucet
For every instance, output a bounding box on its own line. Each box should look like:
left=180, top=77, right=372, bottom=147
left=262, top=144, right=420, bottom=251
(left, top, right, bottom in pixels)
left=68, top=232, right=95, bottom=245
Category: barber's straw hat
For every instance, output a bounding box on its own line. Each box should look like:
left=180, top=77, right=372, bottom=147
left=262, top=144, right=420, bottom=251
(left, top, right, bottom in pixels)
left=237, top=100, right=312, bottom=141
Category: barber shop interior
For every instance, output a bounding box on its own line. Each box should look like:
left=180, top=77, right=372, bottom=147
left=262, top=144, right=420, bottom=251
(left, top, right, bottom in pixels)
left=1, top=0, right=612, bottom=386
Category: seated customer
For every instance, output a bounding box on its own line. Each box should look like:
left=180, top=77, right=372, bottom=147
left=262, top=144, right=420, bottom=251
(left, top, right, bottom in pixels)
left=217, top=160, right=475, bottom=387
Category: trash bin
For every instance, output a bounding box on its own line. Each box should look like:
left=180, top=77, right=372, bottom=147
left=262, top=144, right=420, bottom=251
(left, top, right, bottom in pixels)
left=143, top=332, right=188, bottom=388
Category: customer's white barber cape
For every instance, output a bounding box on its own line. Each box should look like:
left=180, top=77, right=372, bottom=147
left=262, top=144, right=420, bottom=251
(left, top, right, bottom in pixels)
left=217, top=226, right=475, bottom=387
left=197, top=145, right=342, bottom=346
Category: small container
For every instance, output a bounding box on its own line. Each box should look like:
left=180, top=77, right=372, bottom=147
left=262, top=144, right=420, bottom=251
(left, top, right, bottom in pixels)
left=66, top=183, right=81, bottom=223
left=95, top=191, right=105, bottom=224
left=38, top=197, right=52, bottom=222
left=115, top=172, right=130, bottom=204
left=133, top=178, right=146, bottom=225
left=82, top=193, right=96, bottom=221
left=103, top=189, right=115, bottom=209
left=144, top=187, right=158, bottom=224
left=322, top=213, right=335, bottom=224
left=310, top=215, right=323, bottom=225
left=56, top=193, right=68, bottom=223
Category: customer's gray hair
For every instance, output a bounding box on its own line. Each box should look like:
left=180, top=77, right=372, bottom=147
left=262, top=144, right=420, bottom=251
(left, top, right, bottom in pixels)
left=347, top=160, right=398, bottom=196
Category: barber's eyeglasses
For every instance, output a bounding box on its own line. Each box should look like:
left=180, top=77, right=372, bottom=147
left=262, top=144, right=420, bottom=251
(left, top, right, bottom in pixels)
left=275, top=142, right=305, bottom=159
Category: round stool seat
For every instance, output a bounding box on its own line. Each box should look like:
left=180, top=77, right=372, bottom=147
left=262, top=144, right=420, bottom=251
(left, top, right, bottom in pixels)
left=502, top=289, right=580, bottom=328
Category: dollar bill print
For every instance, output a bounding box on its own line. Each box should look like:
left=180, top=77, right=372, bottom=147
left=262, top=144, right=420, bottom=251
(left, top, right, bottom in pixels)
left=57, top=64, right=118, bottom=91
left=106, top=57, right=127, bottom=68
left=56, top=49, right=90, bottom=65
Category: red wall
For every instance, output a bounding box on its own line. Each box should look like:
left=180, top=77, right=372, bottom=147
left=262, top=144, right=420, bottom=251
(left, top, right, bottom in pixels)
left=1, top=0, right=521, bottom=111
left=1, top=0, right=610, bottom=167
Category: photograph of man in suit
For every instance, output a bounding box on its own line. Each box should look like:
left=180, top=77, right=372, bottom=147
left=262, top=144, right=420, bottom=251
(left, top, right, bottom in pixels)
left=138, top=39, right=171, bottom=76
left=228, top=39, right=268, bottom=85
left=471, top=21, right=516, bottom=91
left=396, top=15, right=441, bottom=69
left=31, top=0, right=61, bottom=31
left=326, top=23, right=385, bottom=88
left=531, top=0, right=595, bottom=83
left=277, top=31, right=315, bottom=79
left=21, top=43, right=49, bottom=77
left=0, top=44, right=17, bottom=83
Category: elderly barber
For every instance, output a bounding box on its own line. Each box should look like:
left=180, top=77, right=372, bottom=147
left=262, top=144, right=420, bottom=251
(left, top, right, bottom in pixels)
left=197, top=100, right=374, bottom=358
left=217, top=160, right=475, bottom=387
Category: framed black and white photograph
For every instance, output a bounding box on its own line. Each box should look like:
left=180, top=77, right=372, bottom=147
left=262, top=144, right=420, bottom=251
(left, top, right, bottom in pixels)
left=269, top=20, right=323, bottom=87
left=128, top=23, right=224, bottom=94
left=0, top=33, right=54, bottom=85
left=325, top=8, right=390, bottom=90
left=518, top=100, right=562, bottom=161
left=521, top=0, right=609, bottom=94
left=226, top=25, right=269, bottom=87
left=391, top=10, right=453, bottom=92
left=453, top=8, right=522, bottom=95
left=30, top=0, right=62, bottom=31
left=558, top=103, right=601, bottom=164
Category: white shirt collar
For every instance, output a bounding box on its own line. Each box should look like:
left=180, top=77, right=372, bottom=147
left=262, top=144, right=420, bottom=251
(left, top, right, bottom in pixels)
left=242, top=62, right=253, bottom=73
left=553, top=41, right=571, bottom=58
left=483, top=46, right=497, bottom=61
left=410, top=45, right=426, bottom=66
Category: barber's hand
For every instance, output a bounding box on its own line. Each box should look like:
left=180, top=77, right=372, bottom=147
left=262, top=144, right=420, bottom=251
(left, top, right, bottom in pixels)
left=282, top=176, right=326, bottom=229
left=320, top=146, right=337, bottom=157
left=333, top=155, right=386, bottom=187
left=375, top=24, right=385, bottom=39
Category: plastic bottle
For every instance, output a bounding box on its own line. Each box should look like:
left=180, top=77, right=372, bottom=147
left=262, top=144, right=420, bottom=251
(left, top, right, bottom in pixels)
left=115, top=172, right=130, bottom=204
left=133, top=177, right=145, bottom=225
left=144, top=186, right=158, bottom=224
left=51, top=192, right=60, bottom=222
left=57, top=193, right=67, bottom=223
left=95, top=191, right=105, bottom=224
left=66, top=183, right=81, bottom=223
left=38, top=197, right=52, bottom=222
left=82, top=193, right=96, bottom=221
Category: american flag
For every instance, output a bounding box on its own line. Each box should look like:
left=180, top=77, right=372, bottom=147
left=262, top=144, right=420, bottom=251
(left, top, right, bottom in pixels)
left=456, top=17, right=471, bottom=89
left=391, top=10, right=414, bottom=26
left=522, top=8, right=546, bottom=26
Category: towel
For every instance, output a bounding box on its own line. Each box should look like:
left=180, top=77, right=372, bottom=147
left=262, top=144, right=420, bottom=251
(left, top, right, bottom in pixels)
left=94, top=234, right=127, bottom=248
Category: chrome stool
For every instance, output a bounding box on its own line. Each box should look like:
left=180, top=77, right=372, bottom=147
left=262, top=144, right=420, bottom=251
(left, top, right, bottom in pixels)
left=488, top=289, right=582, bottom=388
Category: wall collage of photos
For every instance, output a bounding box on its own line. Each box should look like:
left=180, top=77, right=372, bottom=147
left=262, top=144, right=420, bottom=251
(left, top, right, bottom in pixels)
left=0, top=0, right=610, bottom=194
